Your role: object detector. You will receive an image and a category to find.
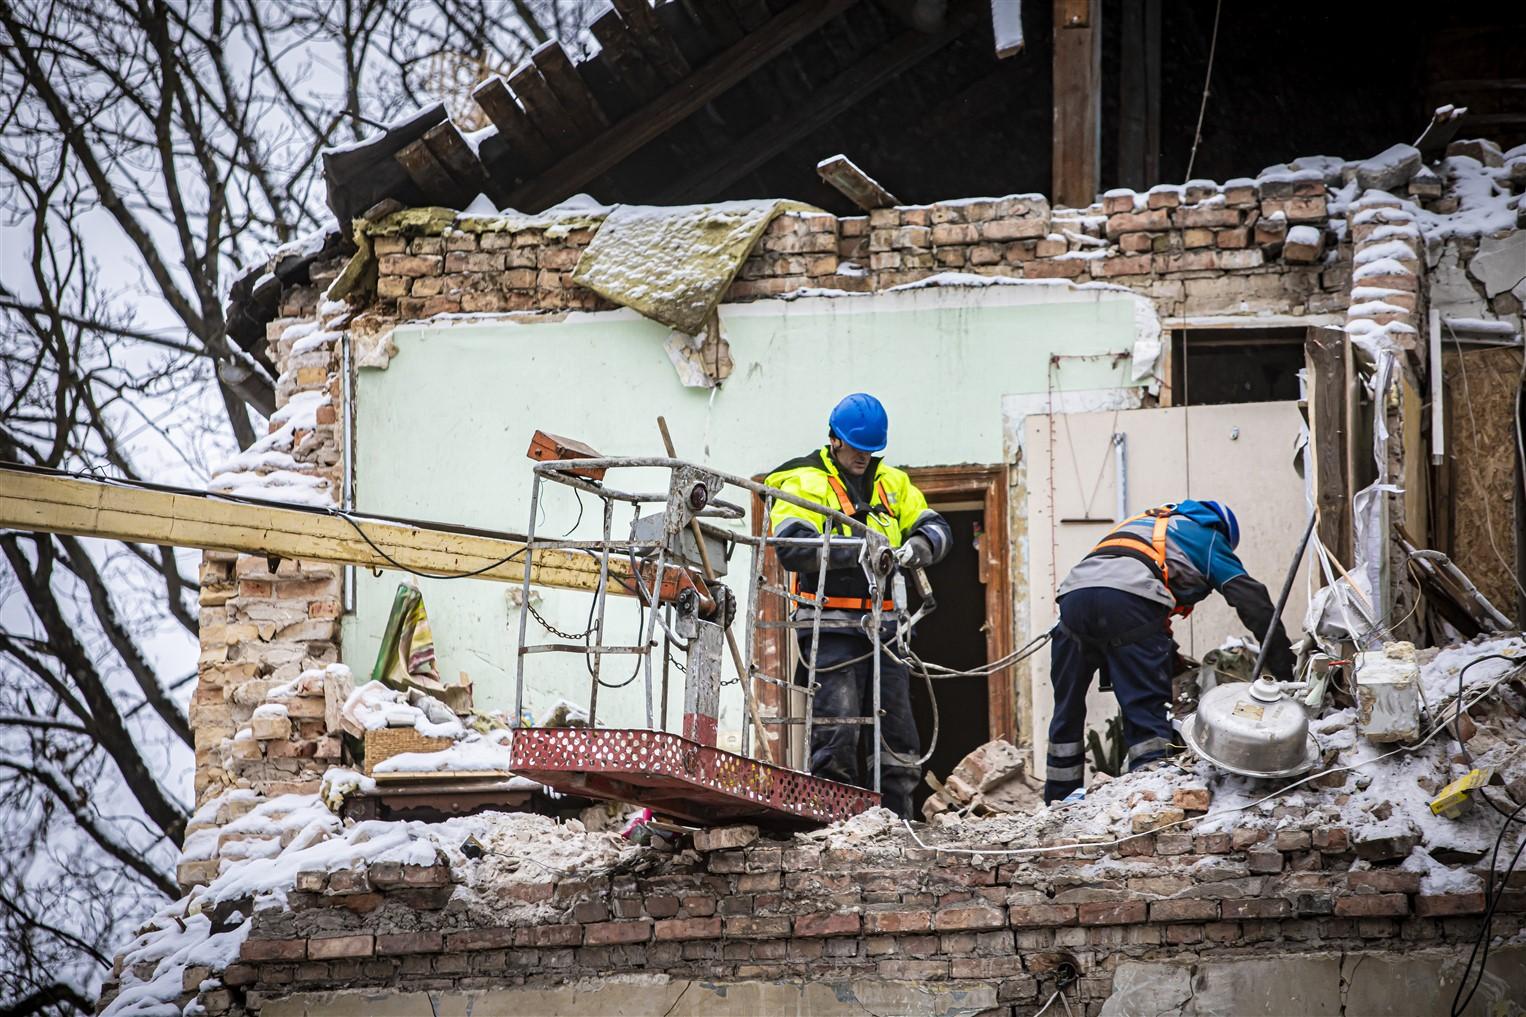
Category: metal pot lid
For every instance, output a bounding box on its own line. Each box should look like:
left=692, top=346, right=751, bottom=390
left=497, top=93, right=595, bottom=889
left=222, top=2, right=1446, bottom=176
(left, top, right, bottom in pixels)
left=1182, top=711, right=1321, bottom=779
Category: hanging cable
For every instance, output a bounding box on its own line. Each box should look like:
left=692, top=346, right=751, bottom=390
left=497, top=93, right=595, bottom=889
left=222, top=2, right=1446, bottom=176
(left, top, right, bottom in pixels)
left=1183, top=0, right=1223, bottom=181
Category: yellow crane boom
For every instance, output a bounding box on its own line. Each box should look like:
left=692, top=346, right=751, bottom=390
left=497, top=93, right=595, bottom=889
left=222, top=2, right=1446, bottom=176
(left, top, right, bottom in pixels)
left=0, top=463, right=627, bottom=594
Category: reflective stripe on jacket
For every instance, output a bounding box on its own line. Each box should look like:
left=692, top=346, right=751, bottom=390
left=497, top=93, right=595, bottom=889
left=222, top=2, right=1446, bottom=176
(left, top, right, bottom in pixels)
left=765, top=446, right=949, bottom=609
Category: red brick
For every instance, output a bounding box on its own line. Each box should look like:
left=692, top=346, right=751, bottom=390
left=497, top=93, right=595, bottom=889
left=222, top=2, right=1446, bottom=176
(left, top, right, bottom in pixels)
left=583, top=920, right=652, bottom=945
left=863, top=909, right=932, bottom=934
left=1093, top=254, right=1154, bottom=278
left=933, top=905, right=1005, bottom=931
left=1221, top=898, right=1291, bottom=920
left=1149, top=899, right=1220, bottom=923
left=1346, top=870, right=1421, bottom=894
left=444, top=928, right=514, bottom=952
left=951, top=956, right=1025, bottom=979
left=523, top=924, right=582, bottom=947
left=794, top=912, right=861, bottom=937
left=376, top=932, right=442, bottom=955
left=1008, top=903, right=1078, bottom=927
left=1275, top=831, right=1313, bottom=851
left=222, top=963, right=258, bottom=986
left=1166, top=924, right=1204, bottom=944
left=1333, top=894, right=1409, bottom=918
left=1194, top=833, right=1232, bottom=855
left=1105, top=209, right=1169, bottom=239
left=239, top=938, right=305, bottom=962
left=655, top=917, right=723, bottom=941
left=1312, top=828, right=1350, bottom=852
left=1172, top=204, right=1241, bottom=229
left=1078, top=900, right=1147, bottom=926
left=1172, top=787, right=1212, bottom=812
left=307, top=934, right=373, bottom=959
left=1414, top=893, right=1487, bottom=917
left=1205, top=921, right=1241, bottom=942
left=878, top=959, right=948, bottom=980
left=723, top=915, right=790, bottom=938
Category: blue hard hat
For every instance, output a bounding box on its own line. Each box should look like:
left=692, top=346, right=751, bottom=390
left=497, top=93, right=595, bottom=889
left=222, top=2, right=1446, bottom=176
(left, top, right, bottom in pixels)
left=828, top=393, right=889, bottom=453
left=1200, top=500, right=1240, bottom=549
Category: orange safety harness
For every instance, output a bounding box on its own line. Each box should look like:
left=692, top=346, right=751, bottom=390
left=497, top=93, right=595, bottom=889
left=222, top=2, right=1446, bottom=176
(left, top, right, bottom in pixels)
left=1086, top=504, right=1194, bottom=618
left=792, top=471, right=896, bottom=613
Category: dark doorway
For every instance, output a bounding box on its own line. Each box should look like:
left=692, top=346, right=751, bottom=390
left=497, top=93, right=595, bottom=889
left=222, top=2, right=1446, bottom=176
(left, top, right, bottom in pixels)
left=907, top=507, right=990, bottom=812
left=1171, top=327, right=1307, bottom=406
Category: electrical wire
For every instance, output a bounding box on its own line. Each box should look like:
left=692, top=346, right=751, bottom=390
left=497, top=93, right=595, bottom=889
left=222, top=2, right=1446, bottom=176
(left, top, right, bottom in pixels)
left=1451, top=796, right=1526, bottom=1017
left=1183, top=0, right=1223, bottom=181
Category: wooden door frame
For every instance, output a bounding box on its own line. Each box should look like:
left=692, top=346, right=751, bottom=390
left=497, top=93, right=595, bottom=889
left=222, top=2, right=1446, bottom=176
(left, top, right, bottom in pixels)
left=749, top=463, right=1015, bottom=752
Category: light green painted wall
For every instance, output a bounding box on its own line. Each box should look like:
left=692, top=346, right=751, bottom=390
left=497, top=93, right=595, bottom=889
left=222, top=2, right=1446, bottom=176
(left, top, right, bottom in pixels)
left=343, top=283, right=1149, bottom=746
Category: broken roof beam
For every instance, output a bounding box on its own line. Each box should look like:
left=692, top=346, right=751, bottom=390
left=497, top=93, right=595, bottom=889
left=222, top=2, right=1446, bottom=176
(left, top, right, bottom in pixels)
left=817, top=154, right=901, bottom=210
left=507, top=60, right=583, bottom=154
left=611, top=0, right=691, bottom=84
left=531, top=41, right=610, bottom=139
left=507, top=0, right=858, bottom=212
left=659, top=4, right=977, bottom=203
left=472, top=77, right=555, bottom=178
left=394, top=136, right=464, bottom=208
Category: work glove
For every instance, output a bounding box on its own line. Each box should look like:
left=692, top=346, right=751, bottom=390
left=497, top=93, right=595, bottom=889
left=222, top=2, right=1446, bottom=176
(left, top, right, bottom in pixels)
left=895, top=534, right=935, bottom=569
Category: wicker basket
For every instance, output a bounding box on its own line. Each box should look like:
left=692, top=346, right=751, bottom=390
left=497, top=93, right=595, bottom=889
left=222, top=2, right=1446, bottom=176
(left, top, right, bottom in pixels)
left=363, top=727, right=453, bottom=774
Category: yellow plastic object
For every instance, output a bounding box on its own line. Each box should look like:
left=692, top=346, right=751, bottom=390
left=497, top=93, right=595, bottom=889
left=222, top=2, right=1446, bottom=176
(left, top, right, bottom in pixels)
left=1430, top=768, right=1492, bottom=819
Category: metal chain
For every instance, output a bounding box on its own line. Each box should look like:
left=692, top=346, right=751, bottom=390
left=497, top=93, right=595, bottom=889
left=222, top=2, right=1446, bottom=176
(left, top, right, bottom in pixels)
left=526, top=599, right=594, bottom=641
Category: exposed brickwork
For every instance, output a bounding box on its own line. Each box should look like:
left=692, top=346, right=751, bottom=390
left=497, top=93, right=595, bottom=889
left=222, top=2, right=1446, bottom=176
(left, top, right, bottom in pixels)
left=134, top=820, right=1526, bottom=1017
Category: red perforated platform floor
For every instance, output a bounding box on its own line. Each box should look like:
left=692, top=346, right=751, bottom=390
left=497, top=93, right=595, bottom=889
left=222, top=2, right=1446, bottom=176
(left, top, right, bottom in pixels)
left=508, top=727, right=879, bottom=828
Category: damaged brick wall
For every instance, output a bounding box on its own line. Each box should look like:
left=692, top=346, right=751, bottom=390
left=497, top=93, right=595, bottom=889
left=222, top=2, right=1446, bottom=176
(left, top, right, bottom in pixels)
left=181, top=818, right=1523, bottom=1016
left=365, top=179, right=1352, bottom=325
left=192, top=264, right=349, bottom=803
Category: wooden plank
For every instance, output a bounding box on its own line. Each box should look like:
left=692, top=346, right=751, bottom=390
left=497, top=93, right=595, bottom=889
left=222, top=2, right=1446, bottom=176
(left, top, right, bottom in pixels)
left=530, top=41, right=610, bottom=138
left=658, top=5, right=975, bottom=203
left=393, top=138, right=463, bottom=207
left=0, top=467, right=638, bottom=596
left=509, top=0, right=859, bottom=213
left=611, top=0, right=692, bottom=84
left=1307, top=327, right=1350, bottom=570
left=471, top=76, right=554, bottom=174
left=590, top=10, right=666, bottom=103
left=726, top=0, right=771, bottom=32
left=422, top=121, right=490, bottom=194
left=507, top=62, right=581, bottom=154
left=1051, top=0, right=1101, bottom=208
left=1115, top=0, right=1160, bottom=190
left=684, top=0, right=744, bottom=47
left=816, top=154, right=901, bottom=210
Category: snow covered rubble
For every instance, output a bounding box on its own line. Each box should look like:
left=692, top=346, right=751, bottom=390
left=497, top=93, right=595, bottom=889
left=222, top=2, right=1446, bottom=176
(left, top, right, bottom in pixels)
left=109, top=636, right=1526, bottom=1014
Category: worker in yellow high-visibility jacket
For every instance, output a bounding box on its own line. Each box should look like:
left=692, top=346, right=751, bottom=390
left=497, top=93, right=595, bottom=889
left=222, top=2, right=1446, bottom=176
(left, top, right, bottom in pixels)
left=764, top=393, right=951, bottom=818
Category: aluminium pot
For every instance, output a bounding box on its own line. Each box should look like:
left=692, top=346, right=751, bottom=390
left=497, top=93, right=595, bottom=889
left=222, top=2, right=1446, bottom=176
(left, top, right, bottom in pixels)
left=1181, top=676, right=1319, bottom=779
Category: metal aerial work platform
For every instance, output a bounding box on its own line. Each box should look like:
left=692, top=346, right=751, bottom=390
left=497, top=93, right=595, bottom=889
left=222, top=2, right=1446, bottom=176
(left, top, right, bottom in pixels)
left=506, top=446, right=902, bottom=828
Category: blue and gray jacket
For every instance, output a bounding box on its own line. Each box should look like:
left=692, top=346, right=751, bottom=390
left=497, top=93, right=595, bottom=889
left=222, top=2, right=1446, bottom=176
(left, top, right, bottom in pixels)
left=1056, top=500, right=1293, bottom=679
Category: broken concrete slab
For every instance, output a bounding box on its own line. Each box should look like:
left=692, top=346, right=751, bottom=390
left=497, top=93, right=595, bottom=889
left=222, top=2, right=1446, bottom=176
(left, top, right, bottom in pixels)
left=1470, top=231, right=1526, bottom=298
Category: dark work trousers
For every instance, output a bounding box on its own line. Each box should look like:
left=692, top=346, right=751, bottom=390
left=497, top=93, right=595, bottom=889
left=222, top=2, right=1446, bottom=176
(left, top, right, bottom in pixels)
left=1044, top=586, right=1176, bottom=803
left=797, top=630, right=921, bottom=819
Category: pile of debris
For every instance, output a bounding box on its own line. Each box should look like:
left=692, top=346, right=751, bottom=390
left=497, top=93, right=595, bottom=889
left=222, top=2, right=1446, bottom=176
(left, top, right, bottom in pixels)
left=921, top=738, right=1043, bottom=822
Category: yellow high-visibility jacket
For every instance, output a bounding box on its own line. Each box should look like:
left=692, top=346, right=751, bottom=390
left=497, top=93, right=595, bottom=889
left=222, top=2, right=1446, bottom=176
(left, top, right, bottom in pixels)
left=765, top=446, right=949, bottom=610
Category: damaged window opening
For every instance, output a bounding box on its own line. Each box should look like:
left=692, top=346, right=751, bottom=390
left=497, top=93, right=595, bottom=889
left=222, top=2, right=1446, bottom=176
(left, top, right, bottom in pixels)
left=1171, top=327, right=1307, bottom=406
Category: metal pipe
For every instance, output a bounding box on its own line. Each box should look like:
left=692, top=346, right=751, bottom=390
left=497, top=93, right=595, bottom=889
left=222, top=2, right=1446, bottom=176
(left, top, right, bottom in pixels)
left=1429, top=308, right=1445, bottom=466
left=1251, top=508, right=1319, bottom=680
left=513, top=473, right=542, bottom=727
left=1112, top=432, right=1128, bottom=522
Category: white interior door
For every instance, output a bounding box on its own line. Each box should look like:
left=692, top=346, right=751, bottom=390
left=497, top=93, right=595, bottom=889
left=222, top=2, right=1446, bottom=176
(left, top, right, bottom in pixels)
left=1022, top=401, right=1310, bottom=776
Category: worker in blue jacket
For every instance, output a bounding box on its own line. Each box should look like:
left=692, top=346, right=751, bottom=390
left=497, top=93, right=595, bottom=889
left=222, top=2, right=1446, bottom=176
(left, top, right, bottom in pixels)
left=1043, top=500, right=1293, bottom=803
